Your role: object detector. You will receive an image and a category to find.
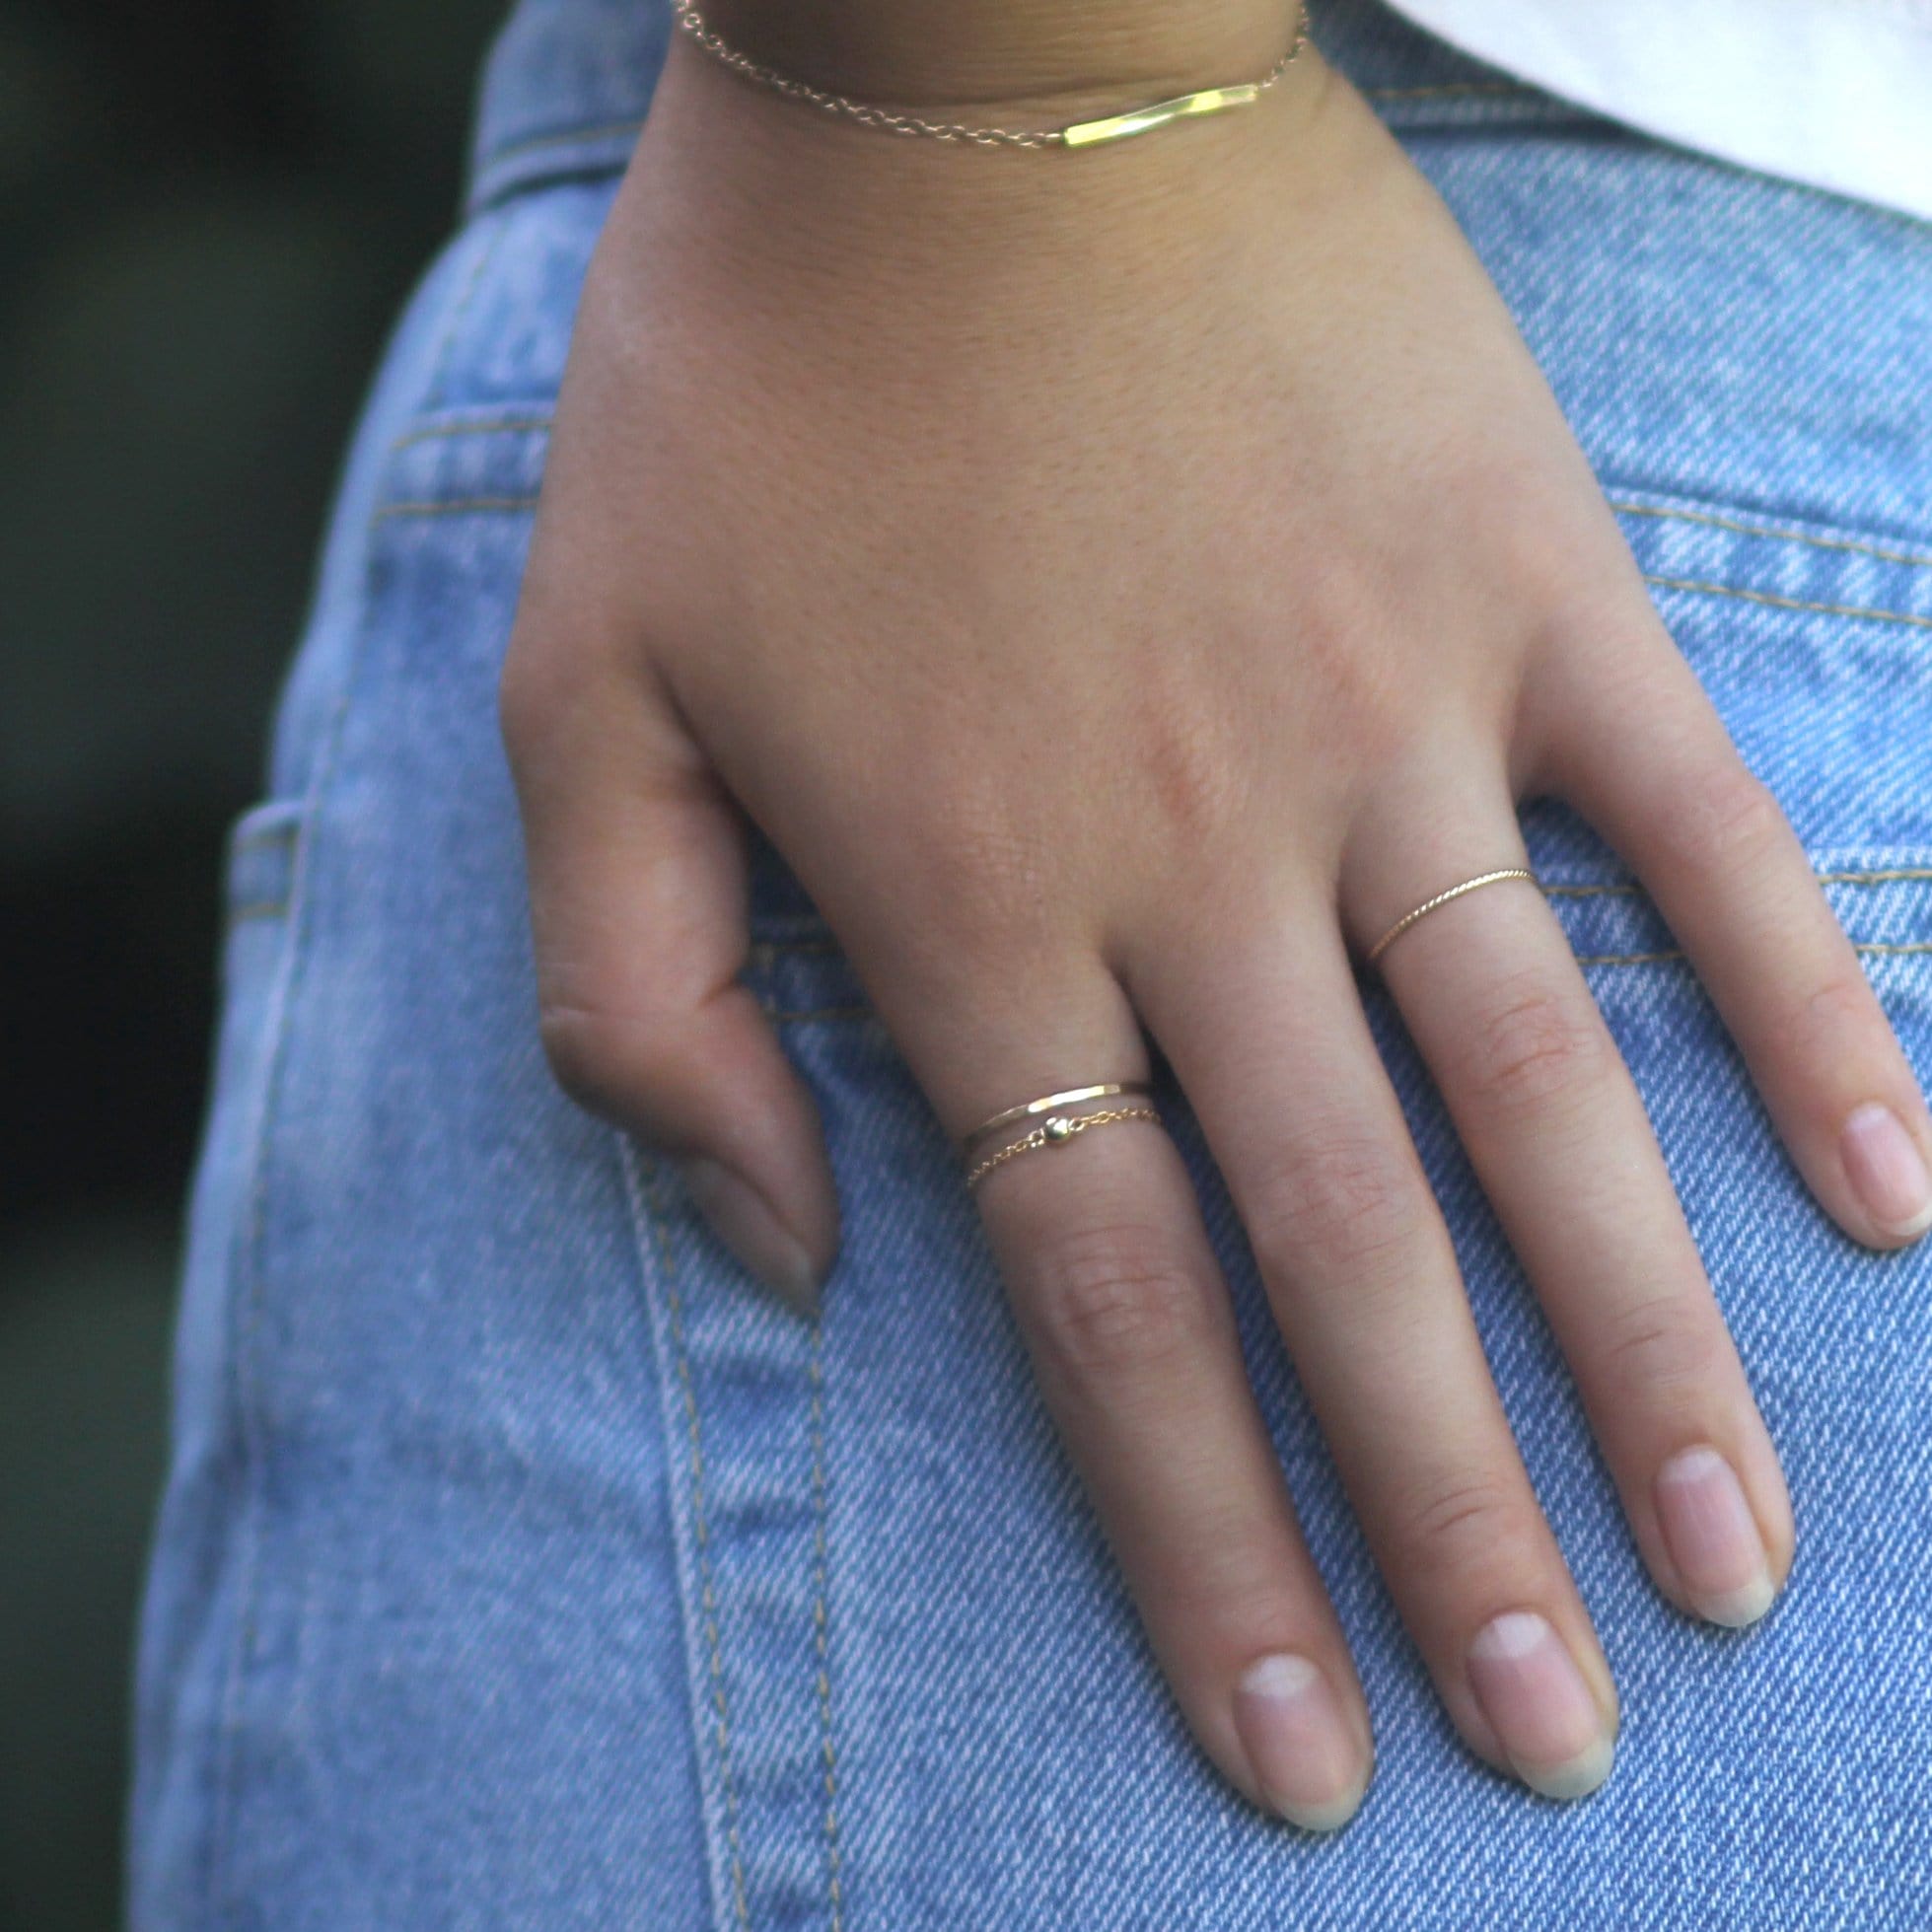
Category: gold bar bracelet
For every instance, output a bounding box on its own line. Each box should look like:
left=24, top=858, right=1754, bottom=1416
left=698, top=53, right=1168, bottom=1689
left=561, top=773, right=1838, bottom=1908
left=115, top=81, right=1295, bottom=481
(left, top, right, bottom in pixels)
left=1061, top=83, right=1264, bottom=149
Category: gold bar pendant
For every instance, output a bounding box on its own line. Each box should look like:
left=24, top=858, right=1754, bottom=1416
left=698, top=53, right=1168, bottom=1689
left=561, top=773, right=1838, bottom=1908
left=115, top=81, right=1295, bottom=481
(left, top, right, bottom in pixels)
left=1060, top=82, right=1262, bottom=149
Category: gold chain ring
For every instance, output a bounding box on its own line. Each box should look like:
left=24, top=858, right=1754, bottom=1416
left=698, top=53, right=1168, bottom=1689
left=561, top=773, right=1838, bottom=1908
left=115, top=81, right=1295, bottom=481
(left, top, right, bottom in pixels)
left=964, top=1107, right=1162, bottom=1189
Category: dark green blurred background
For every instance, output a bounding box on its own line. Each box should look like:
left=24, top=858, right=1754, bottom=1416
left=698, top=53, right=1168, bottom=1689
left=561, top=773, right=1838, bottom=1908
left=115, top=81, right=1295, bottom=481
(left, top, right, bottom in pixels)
left=2, top=0, right=507, bottom=1921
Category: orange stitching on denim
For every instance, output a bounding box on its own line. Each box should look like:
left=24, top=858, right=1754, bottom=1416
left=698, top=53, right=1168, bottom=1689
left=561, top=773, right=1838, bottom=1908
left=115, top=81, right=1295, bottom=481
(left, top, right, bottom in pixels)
left=636, top=1158, right=753, bottom=1929
left=374, top=495, right=540, bottom=521
left=227, top=900, right=289, bottom=926
left=482, top=117, right=647, bottom=166
left=1644, top=574, right=1932, bottom=631
left=807, top=1326, right=845, bottom=1929
left=390, top=414, right=554, bottom=454
left=1546, top=870, right=1932, bottom=896
left=1820, top=867, right=1932, bottom=886
left=1573, top=941, right=1932, bottom=966
left=1613, top=500, right=1932, bottom=572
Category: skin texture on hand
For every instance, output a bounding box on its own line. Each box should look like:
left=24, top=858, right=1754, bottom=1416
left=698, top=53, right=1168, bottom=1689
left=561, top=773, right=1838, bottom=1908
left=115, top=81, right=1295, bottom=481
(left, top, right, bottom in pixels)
left=699, top=0, right=1298, bottom=108
left=502, top=35, right=1932, bottom=1827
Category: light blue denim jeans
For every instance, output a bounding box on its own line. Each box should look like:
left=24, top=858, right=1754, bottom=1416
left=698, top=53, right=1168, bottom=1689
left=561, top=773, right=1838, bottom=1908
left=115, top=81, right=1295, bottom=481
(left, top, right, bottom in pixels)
left=129, top=1, right=1932, bottom=1924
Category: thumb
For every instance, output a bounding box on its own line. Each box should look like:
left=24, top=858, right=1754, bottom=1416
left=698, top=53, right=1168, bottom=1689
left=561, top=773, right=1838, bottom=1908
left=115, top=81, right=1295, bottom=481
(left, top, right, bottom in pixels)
left=502, top=626, right=837, bottom=1316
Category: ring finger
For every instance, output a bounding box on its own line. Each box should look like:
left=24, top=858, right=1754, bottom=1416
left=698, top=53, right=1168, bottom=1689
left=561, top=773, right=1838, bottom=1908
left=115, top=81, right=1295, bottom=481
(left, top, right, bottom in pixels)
left=887, top=959, right=1375, bottom=1828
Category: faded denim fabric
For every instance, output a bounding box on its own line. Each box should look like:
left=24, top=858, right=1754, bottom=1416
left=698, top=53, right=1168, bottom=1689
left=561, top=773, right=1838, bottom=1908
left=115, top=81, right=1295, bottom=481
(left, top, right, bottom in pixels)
left=130, top=1, right=1932, bottom=1925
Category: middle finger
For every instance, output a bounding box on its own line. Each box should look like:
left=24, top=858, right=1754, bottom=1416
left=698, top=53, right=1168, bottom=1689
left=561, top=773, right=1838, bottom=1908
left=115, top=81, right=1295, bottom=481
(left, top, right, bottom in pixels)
left=1129, top=899, right=1621, bottom=1800
left=1349, top=792, right=1794, bottom=1633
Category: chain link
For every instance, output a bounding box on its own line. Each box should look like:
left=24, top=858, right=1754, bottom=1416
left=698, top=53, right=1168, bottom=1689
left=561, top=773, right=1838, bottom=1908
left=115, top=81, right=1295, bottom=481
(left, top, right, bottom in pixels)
left=964, top=1107, right=1163, bottom=1188
left=673, top=0, right=1309, bottom=149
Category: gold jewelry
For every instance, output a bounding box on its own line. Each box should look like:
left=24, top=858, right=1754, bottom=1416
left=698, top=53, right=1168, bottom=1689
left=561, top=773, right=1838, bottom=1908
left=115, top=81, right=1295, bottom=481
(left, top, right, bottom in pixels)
left=962, top=1082, right=1154, bottom=1155
left=672, top=0, right=1310, bottom=151
left=965, top=1106, right=1162, bottom=1189
left=1366, top=868, right=1539, bottom=967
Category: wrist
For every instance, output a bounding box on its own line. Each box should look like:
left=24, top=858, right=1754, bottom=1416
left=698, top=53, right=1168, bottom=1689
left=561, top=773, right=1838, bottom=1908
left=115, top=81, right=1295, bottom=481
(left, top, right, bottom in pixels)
left=693, top=0, right=1303, bottom=119
left=636, top=26, right=1341, bottom=292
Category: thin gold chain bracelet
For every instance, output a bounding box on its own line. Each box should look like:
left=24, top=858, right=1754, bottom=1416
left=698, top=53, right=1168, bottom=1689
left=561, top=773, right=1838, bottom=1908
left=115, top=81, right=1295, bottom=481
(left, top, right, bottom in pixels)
left=671, top=0, right=1310, bottom=151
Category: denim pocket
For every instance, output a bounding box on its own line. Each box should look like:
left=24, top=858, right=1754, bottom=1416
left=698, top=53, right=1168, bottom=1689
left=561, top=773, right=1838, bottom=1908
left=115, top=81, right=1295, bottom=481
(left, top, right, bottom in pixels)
left=175, top=798, right=307, bottom=1408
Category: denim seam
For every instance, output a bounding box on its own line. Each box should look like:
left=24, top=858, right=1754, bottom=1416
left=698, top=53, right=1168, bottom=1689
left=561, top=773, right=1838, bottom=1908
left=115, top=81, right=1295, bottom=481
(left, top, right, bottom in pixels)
left=206, top=535, right=346, bottom=1926
left=1546, top=869, right=1932, bottom=899
left=422, top=209, right=513, bottom=414
left=202, top=209, right=513, bottom=1926
left=392, top=414, right=555, bottom=453
left=483, top=117, right=650, bottom=167
left=227, top=900, right=290, bottom=927
left=622, top=1146, right=754, bottom=1931
left=1614, top=499, right=1932, bottom=571
left=1573, top=941, right=1932, bottom=968
left=808, top=1328, right=846, bottom=1929
left=204, top=860, right=315, bottom=1923
left=1644, top=573, right=1932, bottom=632
left=374, top=495, right=538, bottom=522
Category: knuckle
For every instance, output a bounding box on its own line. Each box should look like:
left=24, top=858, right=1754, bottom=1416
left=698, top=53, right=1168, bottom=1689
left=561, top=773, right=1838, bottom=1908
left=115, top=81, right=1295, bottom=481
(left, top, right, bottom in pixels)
left=1591, top=1294, right=1722, bottom=1406
left=536, top=1000, right=629, bottom=1113
left=1246, top=1126, right=1427, bottom=1286
left=1025, top=1224, right=1222, bottom=1386
left=1770, top=967, right=1872, bottom=1065
left=536, top=994, right=675, bottom=1121
left=1654, top=759, right=1786, bottom=875
left=1395, top=1471, right=1539, bottom=1584
left=1454, top=973, right=1610, bottom=1120
left=1125, top=672, right=1252, bottom=848
left=1288, top=578, right=1413, bottom=767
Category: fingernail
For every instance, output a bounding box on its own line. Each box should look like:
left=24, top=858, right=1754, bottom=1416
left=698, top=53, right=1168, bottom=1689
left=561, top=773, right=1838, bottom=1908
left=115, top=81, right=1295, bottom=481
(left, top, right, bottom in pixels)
left=1840, top=1102, right=1932, bottom=1240
left=1233, top=1653, right=1367, bottom=1831
left=676, top=1157, right=821, bottom=1316
left=1655, top=1445, right=1775, bottom=1627
left=1466, top=1612, right=1614, bottom=1801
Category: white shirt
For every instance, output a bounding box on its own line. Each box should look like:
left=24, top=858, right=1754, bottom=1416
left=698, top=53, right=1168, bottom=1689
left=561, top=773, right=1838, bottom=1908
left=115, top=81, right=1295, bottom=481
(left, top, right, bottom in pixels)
left=1383, top=0, right=1932, bottom=222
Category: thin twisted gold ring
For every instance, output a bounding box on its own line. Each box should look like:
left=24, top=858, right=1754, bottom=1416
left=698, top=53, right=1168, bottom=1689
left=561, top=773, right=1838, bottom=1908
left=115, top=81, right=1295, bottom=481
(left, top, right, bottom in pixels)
left=1366, top=868, right=1539, bottom=967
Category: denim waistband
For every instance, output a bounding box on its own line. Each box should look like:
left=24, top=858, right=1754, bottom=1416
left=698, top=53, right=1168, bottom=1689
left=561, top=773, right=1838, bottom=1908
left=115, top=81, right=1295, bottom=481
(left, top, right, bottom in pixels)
left=463, top=0, right=1584, bottom=216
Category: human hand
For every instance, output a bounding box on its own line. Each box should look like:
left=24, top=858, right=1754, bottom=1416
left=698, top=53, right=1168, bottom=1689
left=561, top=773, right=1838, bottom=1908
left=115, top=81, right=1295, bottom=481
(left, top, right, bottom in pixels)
left=503, top=35, right=1932, bottom=1826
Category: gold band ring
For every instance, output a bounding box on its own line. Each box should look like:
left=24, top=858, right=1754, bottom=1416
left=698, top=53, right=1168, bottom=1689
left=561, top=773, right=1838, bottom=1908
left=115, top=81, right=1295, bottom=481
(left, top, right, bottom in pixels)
left=1366, top=868, right=1539, bottom=967
left=964, top=1107, right=1163, bottom=1190
left=961, top=1082, right=1154, bottom=1156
